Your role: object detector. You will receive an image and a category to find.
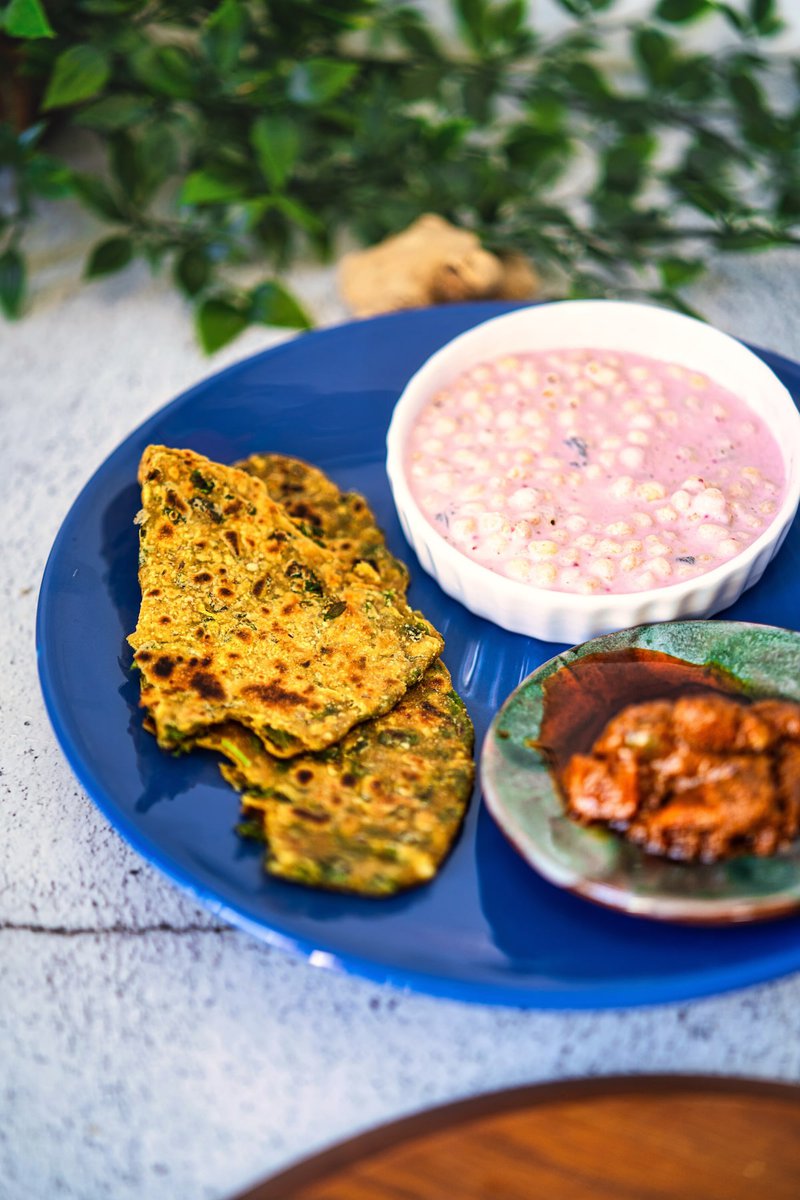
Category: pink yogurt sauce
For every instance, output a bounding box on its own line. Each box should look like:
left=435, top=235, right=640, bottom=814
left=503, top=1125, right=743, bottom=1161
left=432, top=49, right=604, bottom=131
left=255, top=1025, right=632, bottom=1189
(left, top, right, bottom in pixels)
left=406, top=347, right=785, bottom=594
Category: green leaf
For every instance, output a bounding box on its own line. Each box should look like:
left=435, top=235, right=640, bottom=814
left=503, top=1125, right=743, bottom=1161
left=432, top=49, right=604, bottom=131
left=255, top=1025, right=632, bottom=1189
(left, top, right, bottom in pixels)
left=634, top=28, right=674, bottom=85
left=655, top=0, right=711, bottom=21
left=43, top=45, right=111, bottom=110
left=109, top=132, right=139, bottom=199
left=0, top=247, right=26, bottom=318
left=249, top=281, right=312, bottom=330
left=130, top=44, right=195, bottom=98
left=196, top=297, right=249, bottom=353
left=70, top=173, right=126, bottom=221
left=3, top=0, right=55, bottom=39
left=658, top=258, right=705, bottom=288
left=288, top=59, right=358, bottom=105
left=250, top=116, right=299, bottom=191
left=454, top=0, right=488, bottom=51
left=174, top=247, right=211, bottom=297
left=203, top=0, right=245, bottom=72
left=180, top=170, right=245, bottom=205
left=85, top=236, right=133, bottom=277
left=75, top=94, right=152, bottom=131
left=25, top=154, right=72, bottom=198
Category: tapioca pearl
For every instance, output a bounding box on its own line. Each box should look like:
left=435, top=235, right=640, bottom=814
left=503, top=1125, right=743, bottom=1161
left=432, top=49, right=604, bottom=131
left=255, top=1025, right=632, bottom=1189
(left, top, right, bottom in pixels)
left=505, top=557, right=532, bottom=583
left=654, top=506, right=678, bottom=525
left=763, top=480, right=779, bottom=495
left=619, top=447, right=645, bottom=470
left=689, top=372, right=709, bottom=389
left=509, top=487, right=541, bottom=512
left=645, top=536, right=670, bottom=557
left=733, top=506, right=760, bottom=530
left=478, top=512, right=507, bottom=535
left=431, top=416, right=458, bottom=436
left=627, top=430, right=649, bottom=446
left=622, top=539, right=644, bottom=555
left=539, top=455, right=561, bottom=470
left=589, top=557, right=616, bottom=583
left=759, top=500, right=776, bottom=515
left=600, top=435, right=623, bottom=450
left=681, top=476, right=705, bottom=493
left=452, top=448, right=482, bottom=468
left=585, top=464, right=603, bottom=481
left=528, top=539, right=559, bottom=559
left=598, top=452, right=616, bottom=469
left=564, top=471, right=584, bottom=488
left=635, top=481, right=667, bottom=502
left=519, top=369, right=538, bottom=388
left=711, top=404, right=728, bottom=420
left=684, top=395, right=702, bottom=411
left=611, top=476, right=635, bottom=500
left=630, top=367, right=649, bottom=382
left=689, top=487, right=729, bottom=522
left=520, top=408, right=544, bottom=428
left=595, top=539, right=623, bottom=557
left=458, top=483, right=486, bottom=502
left=578, top=578, right=602, bottom=594
left=630, top=413, right=656, bottom=429
left=606, top=521, right=633, bottom=538
left=411, top=462, right=428, bottom=479
left=513, top=448, right=536, bottom=465
left=621, top=553, right=642, bottom=573
left=574, top=533, right=597, bottom=550
left=742, top=466, right=762, bottom=482
left=458, top=501, right=484, bottom=516
left=670, top=490, right=691, bottom=513
left=483, top=532, right=511, bottom=555
left=592, top=366, right=617, bottom=386
left=675, top=562, right=696, bottom=579
left=430, top=471, right=454, bottom=491
left=645, top=556, right=672, bottom=580
left=657, top=410, right=678, bottom=426
left=531, top=562, right=558, bottom=587
left=573, top=378, right=590, bottom=393
left=718, top=537, right=741, bottom=557
left=622, top=399, right=644, bottom=414
left=632, top=512, right=654, bottom=529
left=559, top=566, right=582, bottom=589
left=450, top=517, right=477, bottom=542
left=697, top=522, right=730, bottom=544
left=649, top=393, right=667, bottom=409
left=728, top=482, right=749, bottom=499
left=565, top=514, right=589, bottom=533
left=495, top=409, right=519, bottom=430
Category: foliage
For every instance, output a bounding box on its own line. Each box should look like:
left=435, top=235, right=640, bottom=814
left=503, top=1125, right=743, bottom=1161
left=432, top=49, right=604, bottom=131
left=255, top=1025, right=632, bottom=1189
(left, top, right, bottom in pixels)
left=0, top=0, right=798, bottom=349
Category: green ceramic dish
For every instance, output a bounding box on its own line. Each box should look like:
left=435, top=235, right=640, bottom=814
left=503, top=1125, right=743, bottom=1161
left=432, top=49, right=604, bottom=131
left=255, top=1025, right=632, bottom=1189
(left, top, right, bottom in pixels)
left=480, top=621, right=800, bottom=924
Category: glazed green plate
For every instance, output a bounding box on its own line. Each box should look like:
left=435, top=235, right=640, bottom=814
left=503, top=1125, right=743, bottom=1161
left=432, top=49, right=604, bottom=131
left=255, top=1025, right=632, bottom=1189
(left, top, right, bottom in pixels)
left=481, top=621, right=800, bottom=925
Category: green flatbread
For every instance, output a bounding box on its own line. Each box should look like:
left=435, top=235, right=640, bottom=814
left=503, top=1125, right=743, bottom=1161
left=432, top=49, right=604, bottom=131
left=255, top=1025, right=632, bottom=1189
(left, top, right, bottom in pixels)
left=197, top=453, right=474, bottom=895
left=129, top=445, right=443, bottom=757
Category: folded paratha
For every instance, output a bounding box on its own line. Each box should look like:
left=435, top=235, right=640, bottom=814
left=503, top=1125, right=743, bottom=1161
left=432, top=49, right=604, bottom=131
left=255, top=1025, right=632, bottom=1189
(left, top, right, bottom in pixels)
left=208, top=659, right=474, bottom=894
left=129, top=446, right=443, bottom=757
left=196, top=453, right=475, bottom=894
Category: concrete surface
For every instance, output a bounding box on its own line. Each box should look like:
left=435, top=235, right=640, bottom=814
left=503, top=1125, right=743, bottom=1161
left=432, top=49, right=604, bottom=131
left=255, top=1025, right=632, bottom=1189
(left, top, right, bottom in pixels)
left=4, top=236, right=800, bottom=1200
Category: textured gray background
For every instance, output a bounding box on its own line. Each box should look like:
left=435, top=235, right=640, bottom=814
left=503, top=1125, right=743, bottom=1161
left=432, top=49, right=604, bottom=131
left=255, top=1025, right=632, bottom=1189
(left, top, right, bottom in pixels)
left=4, top=240, right=800, bottom=1200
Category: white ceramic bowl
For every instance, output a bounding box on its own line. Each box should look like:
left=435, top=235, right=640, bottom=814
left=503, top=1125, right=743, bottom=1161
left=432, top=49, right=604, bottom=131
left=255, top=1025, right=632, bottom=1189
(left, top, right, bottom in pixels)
left=386, top=300, right=800, bottom=643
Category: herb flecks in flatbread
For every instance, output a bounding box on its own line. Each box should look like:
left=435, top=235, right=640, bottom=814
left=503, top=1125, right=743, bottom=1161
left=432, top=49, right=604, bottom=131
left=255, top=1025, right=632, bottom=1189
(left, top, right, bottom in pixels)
left=205, top=659, right=474, bottom=894
left=129, top=446, right=442, bottom=757
left=237, top=453, right=409, bottom=596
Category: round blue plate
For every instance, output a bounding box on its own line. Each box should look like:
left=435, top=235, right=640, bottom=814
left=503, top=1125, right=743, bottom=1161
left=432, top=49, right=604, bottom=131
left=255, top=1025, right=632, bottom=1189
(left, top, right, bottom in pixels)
left=37, top=302, right=800, bottom=1008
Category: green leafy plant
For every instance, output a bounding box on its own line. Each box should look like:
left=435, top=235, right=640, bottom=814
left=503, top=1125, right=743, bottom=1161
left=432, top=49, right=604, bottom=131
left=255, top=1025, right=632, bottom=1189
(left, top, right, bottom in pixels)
left=0, top=0, right=797, bottom=349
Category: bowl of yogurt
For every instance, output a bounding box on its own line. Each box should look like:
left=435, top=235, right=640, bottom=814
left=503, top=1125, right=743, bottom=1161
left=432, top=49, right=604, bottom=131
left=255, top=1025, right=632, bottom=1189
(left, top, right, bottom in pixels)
left=385, top=300, right=800, bottom=642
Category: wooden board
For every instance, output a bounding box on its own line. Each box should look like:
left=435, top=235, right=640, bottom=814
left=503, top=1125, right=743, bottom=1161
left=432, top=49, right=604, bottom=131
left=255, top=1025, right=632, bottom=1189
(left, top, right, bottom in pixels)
left=232, top=1076, right=800, bottom=1200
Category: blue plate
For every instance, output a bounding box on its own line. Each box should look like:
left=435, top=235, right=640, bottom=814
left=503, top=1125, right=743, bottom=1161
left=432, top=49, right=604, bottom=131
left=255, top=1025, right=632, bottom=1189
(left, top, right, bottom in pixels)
left=37, top=303, right=800, bottom=1008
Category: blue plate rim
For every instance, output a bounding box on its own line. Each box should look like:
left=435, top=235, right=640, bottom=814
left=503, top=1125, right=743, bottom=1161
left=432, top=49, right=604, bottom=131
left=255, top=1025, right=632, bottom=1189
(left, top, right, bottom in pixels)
left=35, top=302, right=800, bottom=1009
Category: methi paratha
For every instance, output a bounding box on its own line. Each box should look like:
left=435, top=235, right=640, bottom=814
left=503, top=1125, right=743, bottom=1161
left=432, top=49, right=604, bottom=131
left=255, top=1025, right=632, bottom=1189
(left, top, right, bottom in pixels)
left=129, top=446, right=443, bottom=757
left=212, top=659, right=474, bottom=894
left=238, top=453, right=409, bottom=596
left=195, top=453, right=474, bottom=894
